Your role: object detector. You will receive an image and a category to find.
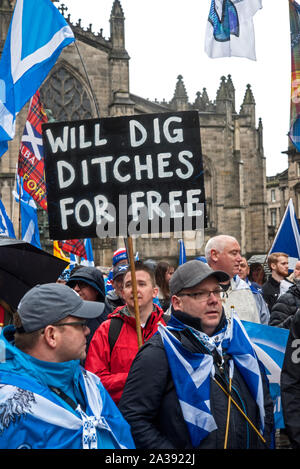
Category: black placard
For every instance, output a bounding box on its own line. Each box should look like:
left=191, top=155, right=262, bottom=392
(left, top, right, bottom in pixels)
left=42, top=111, right=206, bottom=239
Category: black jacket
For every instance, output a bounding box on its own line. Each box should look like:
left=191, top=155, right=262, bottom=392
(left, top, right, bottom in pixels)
left=281, top=311, right=300, bottom=448
left=119, top=310, right=274, bottom=449
left=262, top=276, right=281, bottom=312
left=269, top=283, right=300, bottom=329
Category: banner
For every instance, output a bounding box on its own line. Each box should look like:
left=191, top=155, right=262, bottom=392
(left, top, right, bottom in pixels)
left=18, top=91, right=48, bottom=210
left=42, top=111, right=206, bottom=240
left=242, top=321, right=289, bottom=429
left=205, top=0, right=262, bottom=60
left=0, top=0, right=74, bottom=157
left=268, top=198, right=300, bottom=270
left=289, top=0, right=300, bottom=151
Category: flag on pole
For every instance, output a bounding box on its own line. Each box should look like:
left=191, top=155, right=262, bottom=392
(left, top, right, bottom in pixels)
left=205, top=0, right=262, bottom=60
left=268, top=198, right=300, bottom=270
left=80, top=239, right=94, bottom=267
left=58, top=239, right=87, bottom=260
left=179, top=239, right=186, bottom=265
left=0, top=0, right=75, bottom=157
left=13, top=175, right=41, bottom=248
left=53, top=240, right=70, bottom=262
left=18, top=91, right=48, bottom=210
left=0, top=199, right=15, bottom=238
left=288, top=0, right=300, bottom=151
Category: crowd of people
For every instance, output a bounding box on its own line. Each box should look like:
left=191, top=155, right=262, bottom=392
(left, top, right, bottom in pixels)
left=1, top=234, right=300, bottom=449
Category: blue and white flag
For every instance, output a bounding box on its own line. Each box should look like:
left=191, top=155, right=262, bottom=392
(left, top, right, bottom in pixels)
left=0, top=200, right=15, bottom=238
left=205, top=0, right=262, bottom=61
left=158, top=312, right=266, bottom=446
left=13, top=176, right=41, bottom=248
left=179, top=239, right=186, bottom=265
left=80, top=239, right=95, bottom=267
left=268, top=198, right=300, bottom=270
left=0, top=0, right=75, bottom=157
left=242, top=321, right=289, bottom=429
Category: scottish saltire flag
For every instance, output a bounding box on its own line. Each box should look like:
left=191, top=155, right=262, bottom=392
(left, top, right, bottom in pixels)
left=268, top=198, right=300, bottom=270
left=13, top=176, right=41, bottom=248
left=205, top=0, right=262, bottom=60
left=0, top=0, right=75, bottom=157
left=242, top=321, right=289, bottom=429
left=158, top=311, right=266, bottom=446
left=288, top=0, right=300, bottom=151
left=18, top=91, right=48, bottom=210
left=179, top=239, right=186, bottom=265
left=0, top=199, right=15, bottom=238
left=158, top=323, right=217, bottom=446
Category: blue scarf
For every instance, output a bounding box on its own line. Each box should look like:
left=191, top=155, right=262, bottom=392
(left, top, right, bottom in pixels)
left=158, top=311, right=265, bottom=447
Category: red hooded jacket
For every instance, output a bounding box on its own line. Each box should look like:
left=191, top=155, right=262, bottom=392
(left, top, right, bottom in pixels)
left=85, top=304, right=166, bottom=405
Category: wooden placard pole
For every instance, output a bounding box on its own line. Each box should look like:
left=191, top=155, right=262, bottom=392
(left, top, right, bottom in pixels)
left=126, top=236, right=143, bottom=348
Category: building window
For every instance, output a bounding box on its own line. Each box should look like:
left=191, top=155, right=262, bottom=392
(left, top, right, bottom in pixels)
left=271, top=189, right=276, bottom=202
left=270, top=209, right=277, bottom=227
left=297, top=162, right=300, bottom=177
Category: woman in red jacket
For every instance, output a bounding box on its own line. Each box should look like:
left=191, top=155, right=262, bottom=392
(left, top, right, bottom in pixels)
left=85, top=261, right=166, bottom=405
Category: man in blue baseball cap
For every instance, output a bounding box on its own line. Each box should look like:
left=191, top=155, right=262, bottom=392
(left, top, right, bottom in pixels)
left=0, top=283, right=135, bottom=450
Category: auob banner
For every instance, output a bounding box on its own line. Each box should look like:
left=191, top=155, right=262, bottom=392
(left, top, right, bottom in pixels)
left=42, top=111, right=206, bottom=240
left=242, top=321, right=289, bottom=429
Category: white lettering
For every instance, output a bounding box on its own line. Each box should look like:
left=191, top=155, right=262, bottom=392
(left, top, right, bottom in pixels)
left=113, top=156, right=131, bottom=182
left=163, top=117, right=183, bottom=143
left=157, top=153, right=173, bottom=178
left=60, top=198, right=74, bottom=230
left=94, top=123, right=108, bottom=146
left=91, top=156, right=113, bottom=183
left=57, top=161, right=75, bottom=189
left=129, top=120, right=147, bottom=147
left=75, top=199, right=94, bottom=227
left=176, top=151, right=194, bottom=179
left=134, top=154, right=153, bottom=180
left=169, top=191, right=184, bottom=218
left=187, top=189, right=202, bottom=216
left=45, top=127, right=68, bottom=153
left=79, top=125, right=92, bottom=149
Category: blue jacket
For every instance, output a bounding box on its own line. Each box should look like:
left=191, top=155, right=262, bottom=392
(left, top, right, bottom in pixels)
left=0, top=326, right=135, bottom=449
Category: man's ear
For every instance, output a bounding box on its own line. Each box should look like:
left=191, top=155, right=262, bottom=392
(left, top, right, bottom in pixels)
left=171, top=295, right=182, bottom=311
left=210, top=249, right=219, bottom=263
left=43, top=325, right=59, bottom=349
left=270, top=262, right=277, bottom=272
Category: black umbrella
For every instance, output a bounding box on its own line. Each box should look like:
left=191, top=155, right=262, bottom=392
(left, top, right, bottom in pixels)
left=0, top=237, right=69, bottom=310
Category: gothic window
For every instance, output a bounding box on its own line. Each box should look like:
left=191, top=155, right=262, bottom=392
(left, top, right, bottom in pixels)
left=40, top=66, right=93, bottom=122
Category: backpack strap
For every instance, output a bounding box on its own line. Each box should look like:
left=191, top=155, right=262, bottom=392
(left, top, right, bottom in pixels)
left=108, top=317, right=124, bottom=354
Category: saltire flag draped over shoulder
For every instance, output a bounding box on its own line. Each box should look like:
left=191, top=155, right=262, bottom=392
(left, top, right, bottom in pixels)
left=0, top=0, right=75, bottom=158
left=18, top=91, right=48, bottom=210
left=205, top=0, right=262, bottom=60
left=288, top=0, right=300, bottom=151
left=268, top=198, right=300, bottom=270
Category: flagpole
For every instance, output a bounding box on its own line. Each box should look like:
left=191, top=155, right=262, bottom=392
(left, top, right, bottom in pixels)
left=74, top=41, right=101, bottom=118
left=125, top=236, right=143, bottom=348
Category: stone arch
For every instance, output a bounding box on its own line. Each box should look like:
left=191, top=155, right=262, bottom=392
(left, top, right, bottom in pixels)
left=202, top=154, right=217, bottom=229
left=40, top=61, right=97, bottom=122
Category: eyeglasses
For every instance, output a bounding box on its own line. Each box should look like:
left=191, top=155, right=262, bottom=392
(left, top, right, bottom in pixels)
left=54, top=320, right=88, bottom=330
left=73, top=282, right=89, bottom=290
left=177, top=288, right=226, bottom=302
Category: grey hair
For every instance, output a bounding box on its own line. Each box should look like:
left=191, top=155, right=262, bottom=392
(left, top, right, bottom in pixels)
left=205, top=235, right=238, bottom=264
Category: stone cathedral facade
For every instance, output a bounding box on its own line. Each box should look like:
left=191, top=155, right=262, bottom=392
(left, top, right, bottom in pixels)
left=0, top=0, right=268, bottom=266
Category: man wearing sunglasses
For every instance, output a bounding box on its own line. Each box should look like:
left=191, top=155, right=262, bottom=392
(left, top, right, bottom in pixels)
left=0, top=283, right=134, bottom=450
left=119, top=260, right=274, bottom=449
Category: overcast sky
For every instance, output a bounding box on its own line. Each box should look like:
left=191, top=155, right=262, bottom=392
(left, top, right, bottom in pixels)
left=61, top=0, right=291, bottom=177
